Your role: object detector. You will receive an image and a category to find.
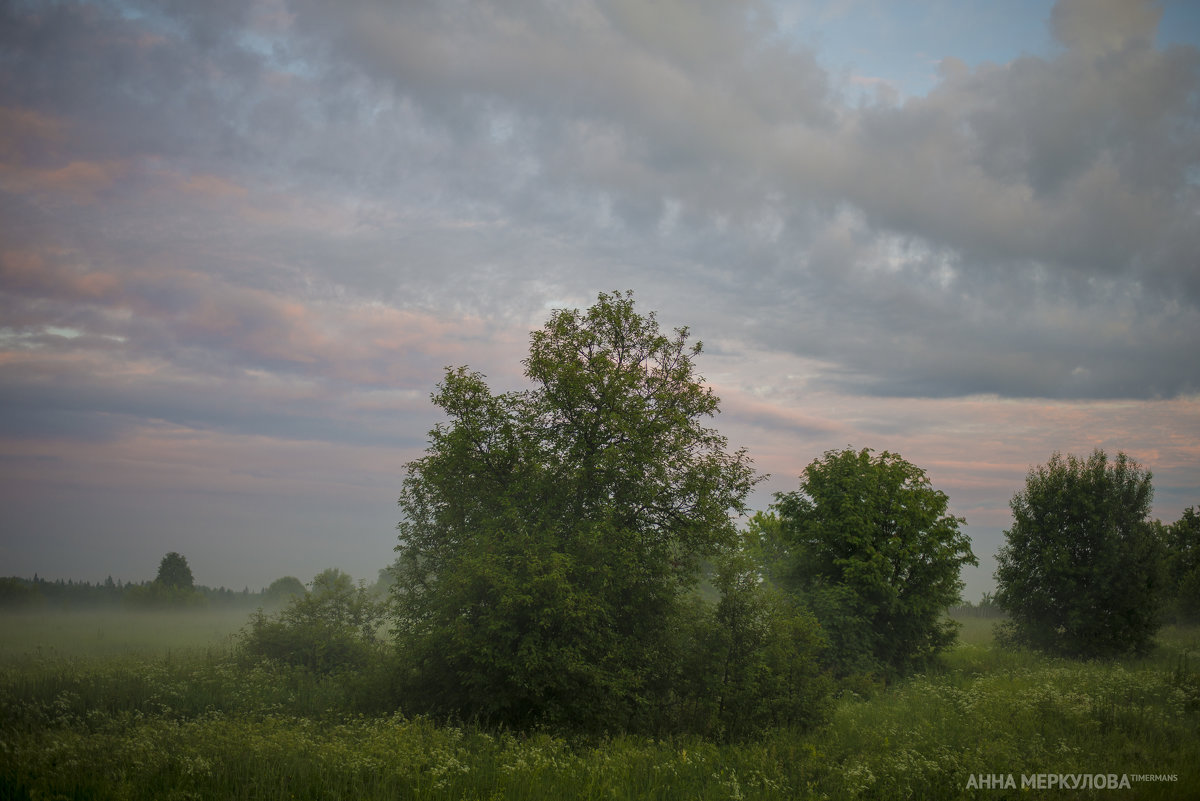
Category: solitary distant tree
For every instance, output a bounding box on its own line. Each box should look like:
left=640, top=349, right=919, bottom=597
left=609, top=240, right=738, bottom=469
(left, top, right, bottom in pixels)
left=263, top=575, right=306, bottom=608
left=773, top=447, right=977, bottom=676
left=123, top=551, right=203, bottom=607
left=995, top=450, right=1164, bottom=657
left=155, top=552, right=195, bottom=590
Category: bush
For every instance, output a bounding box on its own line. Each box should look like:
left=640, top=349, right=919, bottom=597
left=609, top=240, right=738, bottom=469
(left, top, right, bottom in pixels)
left=240, top=569, right=385, bottom=674
left=672, top=555, right=832, bottom=740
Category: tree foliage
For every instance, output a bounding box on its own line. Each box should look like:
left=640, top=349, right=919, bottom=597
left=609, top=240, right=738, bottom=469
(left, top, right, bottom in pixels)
left=995, top=450, right=1165, bottom=657
left=740, top=510, right=790, bottom=586
left=773, top=447, right=976, bottom=676
left=672, top=554, right=832, bottom=740
left=392, top=291, right=765, bottom=732
left=1165, top=507, right=1200, bottom=622
left=241, top=569, right=386, bottom=673
left=155, top=552, right=195, bottom=590
left=263, top=576, right=307, bottom=608
left=124, top=552, right=206, bottom=607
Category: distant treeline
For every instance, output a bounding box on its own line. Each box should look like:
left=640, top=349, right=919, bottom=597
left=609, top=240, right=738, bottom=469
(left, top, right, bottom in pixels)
left=0, top=574, right=266, bottom=610
left=947, top=592, right=1006, bottom=619
left=0, top=550, right=390, bottom=612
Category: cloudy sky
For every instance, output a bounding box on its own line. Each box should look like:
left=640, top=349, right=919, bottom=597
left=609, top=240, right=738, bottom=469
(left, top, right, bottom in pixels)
left=2, top=0, right=1198, bottom=599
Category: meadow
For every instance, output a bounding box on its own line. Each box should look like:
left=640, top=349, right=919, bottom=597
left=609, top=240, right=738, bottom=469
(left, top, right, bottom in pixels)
left=1, top=610, right=1198, bottom=800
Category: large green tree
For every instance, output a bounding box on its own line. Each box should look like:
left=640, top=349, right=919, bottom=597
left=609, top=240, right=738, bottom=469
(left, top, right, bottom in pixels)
left=773, top=448, right=976, bottom=676
left=995, top=450, right=1165, bottom=657
left=392, top=291, right=761, bottom=731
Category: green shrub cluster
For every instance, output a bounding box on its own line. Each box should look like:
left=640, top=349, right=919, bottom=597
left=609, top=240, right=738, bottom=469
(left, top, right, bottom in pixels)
left=669, top=557, right=833, bottom=740
left=388, top=292, right=831, bottom=737
left=386, top=294, right=984, bottom=735
left=239, top=569, right=386, bottom=676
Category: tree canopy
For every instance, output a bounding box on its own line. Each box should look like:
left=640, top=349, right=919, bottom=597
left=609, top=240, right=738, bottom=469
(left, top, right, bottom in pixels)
left=391, top=291, right=762, bottom=731
left=995, top=450, right=1164, bottom=657
left=1165, top=507, right=1200, bottom=622
left=155, top=552, right=195, bottom=590
left=263, top=576, right=307, bottom=608
left=772, top=447, right=976, bottom=676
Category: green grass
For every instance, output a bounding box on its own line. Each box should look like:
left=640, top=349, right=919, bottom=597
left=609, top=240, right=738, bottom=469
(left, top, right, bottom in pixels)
left=0, top=607, right=250, bottom=660
left=948, top=613, right=1003, bottom=648
left=2, top=611, right=1198, bottom=800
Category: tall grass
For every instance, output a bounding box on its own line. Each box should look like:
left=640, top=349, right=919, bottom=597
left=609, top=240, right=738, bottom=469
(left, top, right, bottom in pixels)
left=2, top=611, right=1198, bottom=800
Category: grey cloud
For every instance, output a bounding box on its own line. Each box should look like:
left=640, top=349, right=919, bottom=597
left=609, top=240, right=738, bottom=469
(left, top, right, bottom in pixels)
left=1, top=0, right=1197, bottom=409
left=278, top=0, right=1197, bottom=393
left=1051, top=0, right=1159, bottom=56
left=836, top=42, right=1199, bottom=278
left=0, top=3, right=262, bottom=163
left=0, top=356, right=433, bottom=448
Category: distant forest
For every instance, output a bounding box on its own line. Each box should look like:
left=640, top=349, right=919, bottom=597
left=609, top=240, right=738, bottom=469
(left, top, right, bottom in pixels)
left=0, top=573, right=265, bottom=609
left=0, top=551, right=385, bottom=610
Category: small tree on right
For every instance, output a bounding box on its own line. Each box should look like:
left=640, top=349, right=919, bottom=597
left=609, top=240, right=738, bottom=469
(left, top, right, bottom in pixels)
left=995, top=449, right=1166, bottom=657
left=1164, top=506, right=1200, bottom=622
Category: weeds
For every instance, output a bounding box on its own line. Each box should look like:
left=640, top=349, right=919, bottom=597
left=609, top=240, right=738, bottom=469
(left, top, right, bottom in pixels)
left=2, top=612, right=1198, bottom=800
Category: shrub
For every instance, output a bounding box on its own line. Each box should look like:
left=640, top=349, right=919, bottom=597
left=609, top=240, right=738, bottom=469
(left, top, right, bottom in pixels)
left=240, top=569, right=385, bottom=674
left=672, top=554, right=832, bottom=740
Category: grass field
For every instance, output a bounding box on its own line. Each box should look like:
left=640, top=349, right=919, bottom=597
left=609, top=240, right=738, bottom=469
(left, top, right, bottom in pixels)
left=0, top=608, right=250, bottom=660
left=2, top=610, right=1198, bottom=800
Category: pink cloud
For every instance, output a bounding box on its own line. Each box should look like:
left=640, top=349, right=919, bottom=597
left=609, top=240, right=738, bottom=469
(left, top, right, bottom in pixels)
left=0, top=107, right=66, bottom=161
left=0, top=158, right=131, bottom=204
left=0, top=249, right=121, bottom=301
left=175, top=172, right=249, bottom=199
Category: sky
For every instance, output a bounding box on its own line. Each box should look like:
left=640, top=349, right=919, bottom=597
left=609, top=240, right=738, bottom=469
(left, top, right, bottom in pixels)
left=1, top=0, right=1198, bottom=601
